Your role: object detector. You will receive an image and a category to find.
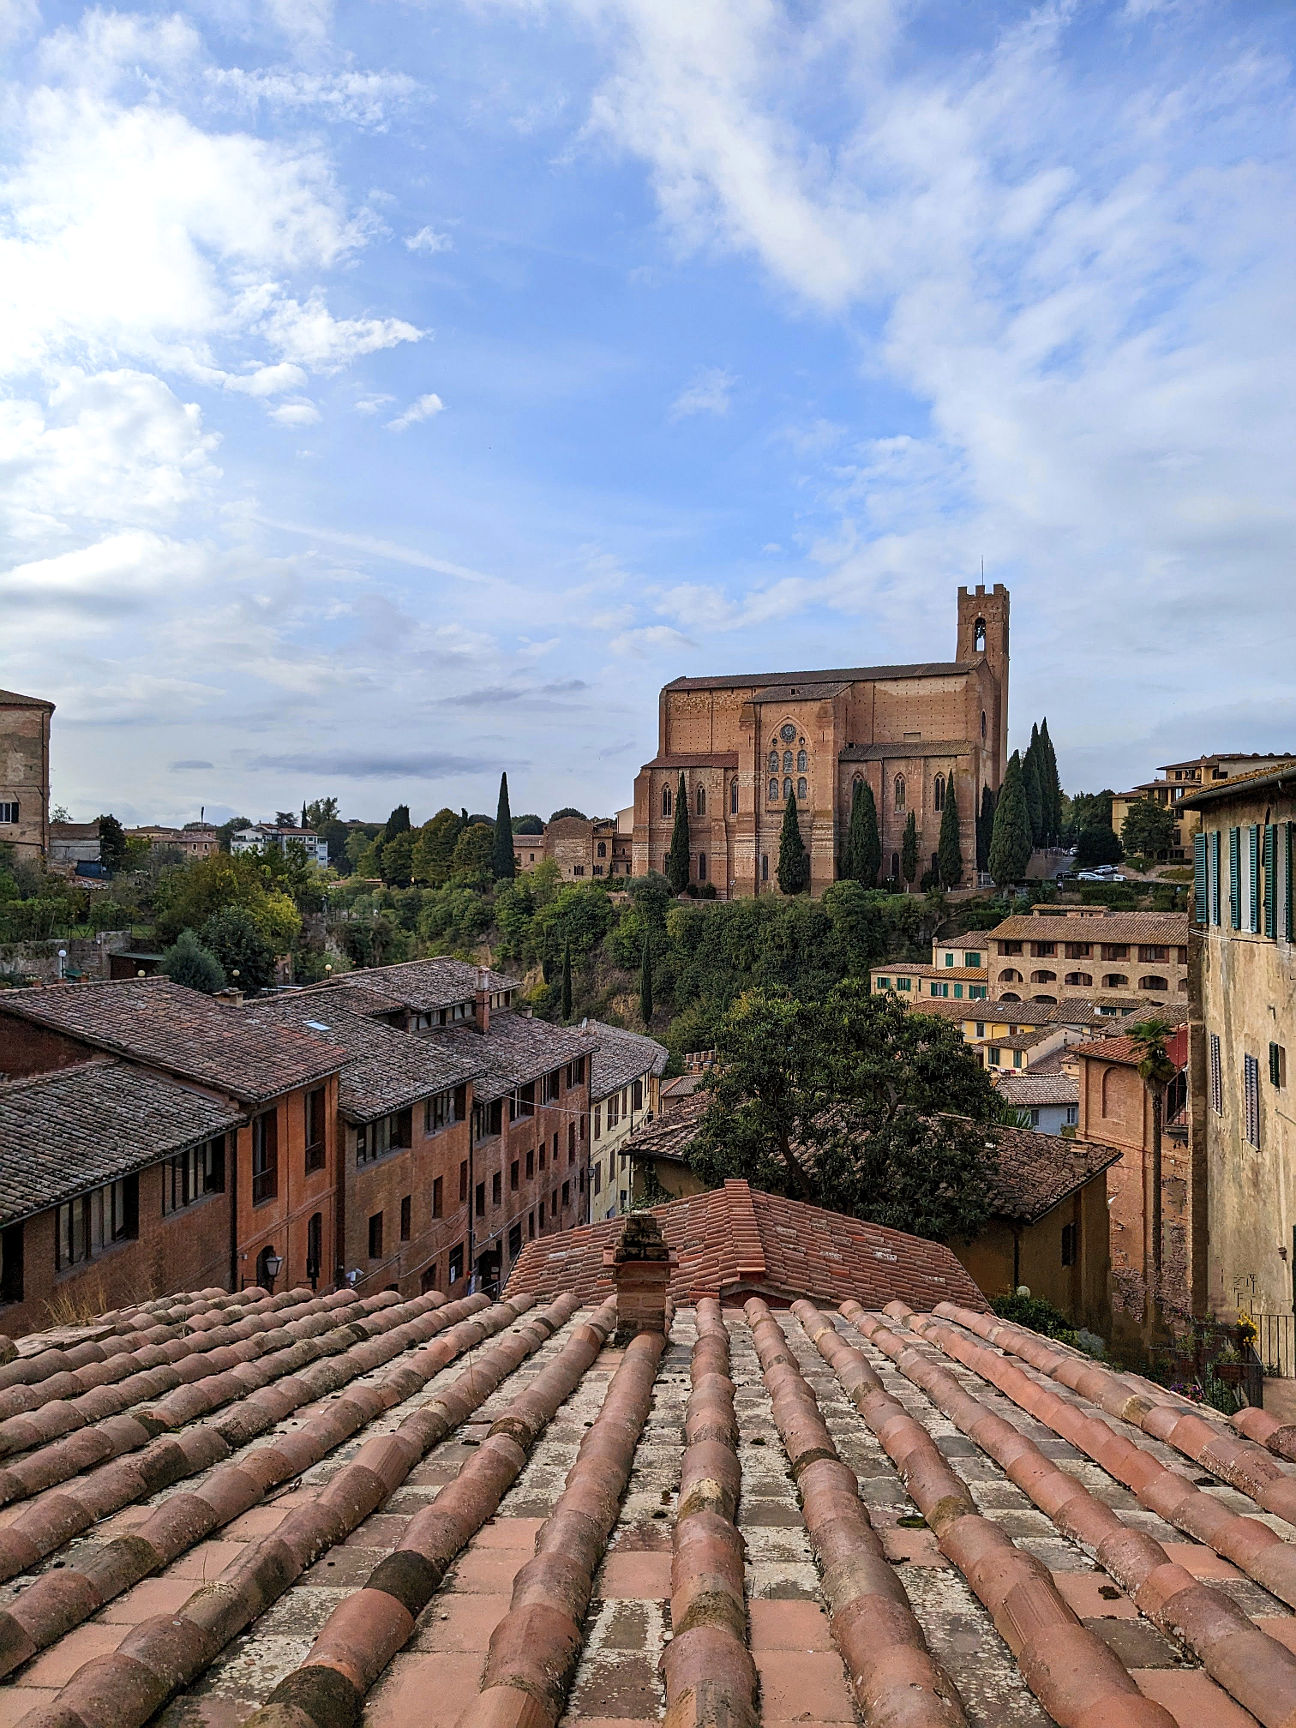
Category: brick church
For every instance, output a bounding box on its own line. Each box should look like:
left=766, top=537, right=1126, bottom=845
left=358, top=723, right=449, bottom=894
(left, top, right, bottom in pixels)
left=631, top=584, right=1009, bottom=897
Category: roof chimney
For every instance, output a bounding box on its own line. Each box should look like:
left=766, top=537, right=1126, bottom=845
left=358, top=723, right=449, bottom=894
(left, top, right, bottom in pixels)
left=603, top=1211, right=675, bottom=1344
left=473, top=966, right=491, bottom=1035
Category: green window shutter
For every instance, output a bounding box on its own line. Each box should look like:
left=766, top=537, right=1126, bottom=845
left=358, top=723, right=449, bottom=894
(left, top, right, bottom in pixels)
left=1250, top=825, right=1262, bottom=933
left=1229, top=826, right=1241, bottom=928
left=1193, top=833, right=1207, bottom=925
left=1284, top=822, right=1295, bottom=943
left=1210, top=829, right=1222, bottom=925
left=1264, top=825, right=1277, bottom=939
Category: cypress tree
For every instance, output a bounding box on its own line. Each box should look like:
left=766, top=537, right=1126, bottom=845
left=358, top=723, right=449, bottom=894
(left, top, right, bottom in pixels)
left=561, top=940, right=573, bottom=1020
left=383, top=804, right=412, bottom=842
left=492, top=772, right=516, bottom=880
left=1039, top=718, right=1063, bottom=845
left=639, top=934, right=653, bottom=1025
left=937, top=774, right=962, bottom=888
left=1022, top=745, right=1044, bottom=848
left=665, top=773, right=691, bottom=894
left=988, top=751, right=1033, bottom=886
left=845, top=779, right=881, bottom=888
left=977, top=784, right=996, bottom=874
left=900, top=811, right=919, bottom=889
left=777, top=793, right=810, bottom=894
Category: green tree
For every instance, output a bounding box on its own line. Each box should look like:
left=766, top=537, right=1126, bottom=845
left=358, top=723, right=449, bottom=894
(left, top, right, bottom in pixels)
left=154, top=853, right=301, bottom=950
left=492, top=773, right=516, bottom=881
left=665, top=774, right=691, bottom=895
left=383, top=804, right=412, bottom=842
left=1120, top=796, right=1176, bottom=861
left=97, top=814, right=128, bottom=873
left=1076, top=824, right=1124, bottom=867
left=900, top=810, right=919, bottom=889
left=987, top=751, right=1032, bottom=886
left=936, top=774, right=962, bottom=888
left=977, top=784, right=996, bottom=874
left=161, top=930, right=226, bottom=994
left=639, top=933, right=653, bottom=1025
left=450, top=822, right=495, bottom=887
left=561, top=939, right=573, bottom=1019
left=215, top=815, right=252, bottom=854
left=1022, top=736, right=1044, bottom=848
left=689, top=983, right=998, bottom=1239
left=200, top=904, right=277, bottom=992
left=412, top=810, right=464, bottom=886
left=512, top=814, right=545, bottom=835
left=844, top=779, right=881, bottom=888
left=777, top=793, right=810, bottom=895
left=379, top=830, right=416, bottom=887
left=1128, top=1018, right=1179, bottom=1321
left=1038, top=720, right=1063, bottom=845
left=550, top=806, right=587, bottom=822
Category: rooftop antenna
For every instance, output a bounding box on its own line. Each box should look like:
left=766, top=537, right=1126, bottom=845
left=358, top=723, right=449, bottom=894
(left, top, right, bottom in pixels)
left=980, top=556, right=984, bottom=581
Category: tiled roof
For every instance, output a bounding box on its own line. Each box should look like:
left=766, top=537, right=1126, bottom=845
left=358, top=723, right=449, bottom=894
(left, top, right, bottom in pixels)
left=659, top=1072, right=703, bottom=1102
left=243, top=998, right=482, bottom=1123
left=909, top=996, right=1055, bottom=1025
left=873, top=963, right=988, bottom=980
left=506, top=1179, right=987, bottom=1310
left=297, top=981, right=410, bottom=1019
left=989, top=1027, right=1057, bottom=1050
left=0, top=687, right=54, bottom=708
left=0, top=1060, right=242, bottom=1225
left=625, top=1090, right=710, bottom=1163
left=310, top=957, right=517, bottom=1014
left=431, top=1011, right=598, bottom=1103
left=640, top=752, right=740, bottom=770
left=753, top=680, right=851, bottom=702
left=991, top=1071, right=1079, bottom=1107
left=1179, top=759, right=1296, bottom=808
left=0, top=978, right=346, bottom=1105
left=666, top=660, right=970, bottom=691
left=979, top=1123, right=1120, bottom=1222
left=586, top=1021, right=668, bottom=1101
left=990, top=910, right=1190, bottom=942
left=2, top=1253, right=1296, bottom=1727
left=1109, top=1002, right=1189, bottom=1032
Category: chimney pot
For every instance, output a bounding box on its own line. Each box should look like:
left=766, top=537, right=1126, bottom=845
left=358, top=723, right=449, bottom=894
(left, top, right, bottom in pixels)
left=604, top=1212, right=675, bottom=1344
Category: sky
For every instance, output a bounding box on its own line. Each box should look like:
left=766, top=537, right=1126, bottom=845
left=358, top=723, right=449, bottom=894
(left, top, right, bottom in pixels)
left=2, top=0, right=1293, bottom=829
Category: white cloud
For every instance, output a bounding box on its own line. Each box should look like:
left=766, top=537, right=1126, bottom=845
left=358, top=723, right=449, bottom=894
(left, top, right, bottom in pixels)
left=1, top=531, right=209, bottom=615
left=386, top=392, right=445, bottom=431
left=208, top=67, right=419, bottom=128
left=354, top=393, right=395, bottom=415
left=609, top=623, right=696, bottom=655
left=0, top=0, right=39, bottom=50
left=669, top=365, right=737, bottom=419
left=220, top=361, right=309, bottom=397
left=405, top=225, right=454, bottom=254
left=258, top=291, right=423, bottom=371
left=268, top=398, right=322, bottom=426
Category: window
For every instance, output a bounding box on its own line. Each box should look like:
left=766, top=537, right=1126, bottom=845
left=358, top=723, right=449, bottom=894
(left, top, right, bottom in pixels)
left=543, top=1071, right=561, bottom=1103
left=974, top=617, right=987, bottom=652
left=449, top=1242, right=464, bottom=1283
left=508, top=1222, right=522, bottom=1260
left=783, top=750, right=793, bottom=772
left=432, top=1176, right=444, bottom=1218
left=1000, top=968, right=1023, bottom=983
left=1065, top=1104, right=1078, bottom=1127
left=1138, top=945, right=1168, bottom=963
left=1029, top=970, right=1056, bottom=984
left=400, top=1196, right=412, bottom=1241
left=894, top=774, right=906, bottom=810
left=569, top=1122, right=577, bottom=1158
left=933, top=775, right=945, bottom=812
left=251, top=1111, right=278, bottom=1205
left=0, top=1224, right=23, bottom=1305
left=596, top=840, right=606, bottom=858
left=1272, top=1044, right=1287, bottom=1088
left=526, top=1148, right=535, bottom=1177
left=768, top=751, right=778, bottom=772
left=0, top=802, right=18, bottom=825
left=459, top=1160, right=469, bottom=1202
left=562, top=1181, right=570, bottom=1208
left=356, top=1107, right=412, bottom=1166
left=1210, top=1033, right=1223, bottom=1114
left=306, top=1212, right=323, bottom=1286
left=662, top=785, right=672, bottom=817
left=975, top=1022, right=986, bottom=1039
left=366, top=1211, right=384, bottom=1260
left=1244, top=1054, right=1261, bottom=1149
left=988, top=1048, right=1002, bottom=1066
left=539, top=1142, right=547, bottom=1169
left=510, top=1160, right=519, bottom=1191
left=696, top=786, right=706, bottom=815
left=593, top=1161, right=602, bottom=1193
left=1061, top=1223, right=1078, bottom=1267
left=761, top=853, right=769, bottom=881
left=797, top=777, right=807, bottom=801
left=1102, top=973, right=1128, bottom=988
left=797, top=749, right=807, bottom=772
left=1032, top=942, right=1056, bottom=958
left=1064, top=973, right=1093, bottom=987
left=607, top=1094, right=619, bottom=1130
left=56, top=1177, right=137, bottom=1270
left=1138, top=975, right=1168, bottom=992
left=768, top=777, right=779, bottom=803
left=1101, top=944, right=1129, bottom=961
left=566, top=1058, right=585, bottom=1087
left=302, top=1087, right=327, bottom=1172
left=527, top=1210, right=536, bottom=1239
left=981, top=710, right=987, bottom=740
left=697, top=852, right=707, bottom=881
left=475, top=1181, right=486, bottom=1217
left=730, top=780, right=739, bottom=815
left=631, top=1078, right=644, bottom=1112
left=1064, top=944, right=1091, bottom=960
left=539, top=1200, right=545, bottom=1227
left=492, top=1171, right=502, bottom=1205
left=163, top=1137, right=226, bottom=1215
left=783, top=777, right=793, bottom=801
left=969, top=985, right=987, bottom=999
left=426, top=1089, right=465, bottom=1133
left=593, top=1106, right=601, bottom=1140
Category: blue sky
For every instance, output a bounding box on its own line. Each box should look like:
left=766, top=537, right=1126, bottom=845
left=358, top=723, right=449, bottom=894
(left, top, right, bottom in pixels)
left=2, top=0, right=1293, bottom=828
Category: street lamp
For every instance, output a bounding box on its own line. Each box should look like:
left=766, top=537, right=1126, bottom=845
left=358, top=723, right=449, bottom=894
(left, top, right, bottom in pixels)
left=262, top=1251, right=283, bottom=1292
left=57, top=949, right=67, bottom=981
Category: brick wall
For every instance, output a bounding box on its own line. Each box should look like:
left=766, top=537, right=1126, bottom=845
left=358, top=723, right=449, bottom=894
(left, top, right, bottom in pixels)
left=234, top=1077, right=339, bottom=1296
left=470, top=1065, right=590, bottom=1289
left=0, top=701, right=51, bottom=864
left=340, top=1110, right=472, bottom=1299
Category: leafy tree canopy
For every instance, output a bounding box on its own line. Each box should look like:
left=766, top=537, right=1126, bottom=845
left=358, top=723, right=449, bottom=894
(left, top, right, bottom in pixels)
left=549, top=807, right=587, bottom=822
left=97, top=814, right=128, bottom=873
left=1075, top=824, right=1124, bottom=867
left=450, top=822, right=496, bottom=887
left=154, top=853, right=302, bottom=951
left=200, top=904, right=277, bottom=992
left=512, top=814, right=545, bottom=834
left=1120, top=795, right=1177, bottom=861
left=160, top=930, right=226, bottom=994
left=688, top=982, right=999, bottom=1241
left=412, top=809, right=464, bottom=887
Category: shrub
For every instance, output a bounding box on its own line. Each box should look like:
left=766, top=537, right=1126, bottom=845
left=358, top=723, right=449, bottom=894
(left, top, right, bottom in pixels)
left=161, top=930, right=226, bottom=994
left=991, top=1290, right=1078, bottom=1346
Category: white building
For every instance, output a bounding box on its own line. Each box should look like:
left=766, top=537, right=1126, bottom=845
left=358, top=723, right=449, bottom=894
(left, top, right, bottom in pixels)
left=231, top=824, right=329, bottom=866
left=586, top=1022, right=668, bottom=1221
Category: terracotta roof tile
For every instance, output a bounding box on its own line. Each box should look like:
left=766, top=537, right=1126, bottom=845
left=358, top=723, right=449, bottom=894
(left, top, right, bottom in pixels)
left=430, top=1012, right=598, bottom=1103
left=308, top=956, right=517, bottom=1014
left=992, top=1072, right=1079, bottom=1107
left=989, top=910, right=1189, bottom=942
left=586, top=1022, right=668, bottom=1101
left=978, top=1123, right=1120, bottom=1221
left=0, top=978, right=346, bottom=1104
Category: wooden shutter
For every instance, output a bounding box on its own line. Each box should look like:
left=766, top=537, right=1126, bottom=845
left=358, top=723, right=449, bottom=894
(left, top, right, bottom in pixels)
left=1229, top=827, right=1241, bottom=929
left=1193, top=833, right=1207, bottom=925
left=1210, top=829, right=1222, bottom=925
left=1264, top=824, right=1277, bottom=939
left=1249, top=824, right=1262, bottom=934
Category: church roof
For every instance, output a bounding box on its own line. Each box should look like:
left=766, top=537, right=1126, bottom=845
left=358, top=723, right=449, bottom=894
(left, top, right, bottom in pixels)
left=666, top=660, right=972, bottom=692
left=840, top=737, right=977, bottom=760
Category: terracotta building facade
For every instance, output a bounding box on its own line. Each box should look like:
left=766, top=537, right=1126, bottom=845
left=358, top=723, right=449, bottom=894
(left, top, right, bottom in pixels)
left=631, top=585, right=1009, bottom=896
left=0, top=687, right=54, bottom=864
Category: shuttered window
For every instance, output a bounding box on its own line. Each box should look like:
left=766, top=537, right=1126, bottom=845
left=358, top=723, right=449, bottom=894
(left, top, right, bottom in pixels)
left=1279, top=822, right=1295, bottom=943
left=1264, top=825, right=1278, bottom=939
left=1210, top=1033, right=1223, bottom=1115
left=1193, top=834, right=1207, bottom=924
left=1228, top=827, right=1241, bottom=929
left=1246, top=824, right=1261, bottom=934
left=1210, top=829, right=1222, bottom=926
left=1244, top=1053, right=1261, bottom=1149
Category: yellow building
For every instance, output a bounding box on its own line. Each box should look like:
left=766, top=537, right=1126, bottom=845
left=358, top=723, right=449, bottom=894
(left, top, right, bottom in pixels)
left=1113, top=753, right=1296, bottom=861
left=1183, top=762, right=1296, bottom=1319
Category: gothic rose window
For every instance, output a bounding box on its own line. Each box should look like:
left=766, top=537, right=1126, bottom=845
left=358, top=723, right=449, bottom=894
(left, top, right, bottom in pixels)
left=781, top=723, right=796, bottom=742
